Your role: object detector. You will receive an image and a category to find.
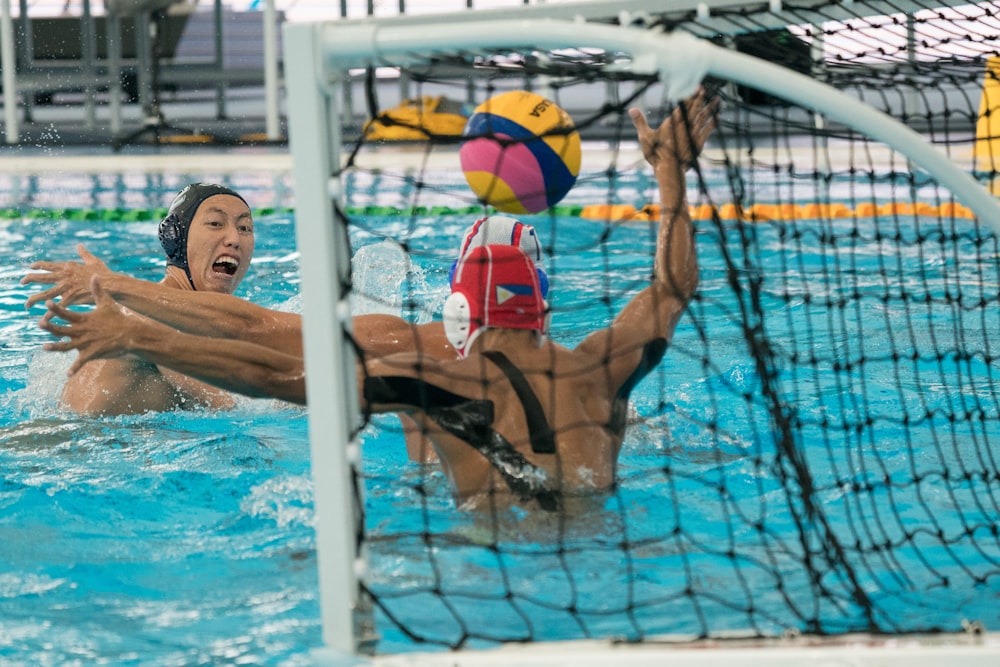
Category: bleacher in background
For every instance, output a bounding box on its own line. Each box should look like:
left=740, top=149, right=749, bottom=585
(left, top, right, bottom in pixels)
left=171, top=7, right=280, bottom=70
left=2, top=0, right=992, bottom=147
left=0, top=0, right=563, bottom=145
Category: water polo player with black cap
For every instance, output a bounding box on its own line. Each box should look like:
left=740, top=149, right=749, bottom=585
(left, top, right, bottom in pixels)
left=158, top=183, right=255, bottom=294
left=54, top=182, right=256, bottom=415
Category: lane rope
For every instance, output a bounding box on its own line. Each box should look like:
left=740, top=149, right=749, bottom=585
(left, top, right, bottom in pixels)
left=0, top=202, right=978, bottom=222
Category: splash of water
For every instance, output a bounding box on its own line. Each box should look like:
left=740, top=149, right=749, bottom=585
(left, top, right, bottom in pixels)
left=351, top=239, right=410, bottom=316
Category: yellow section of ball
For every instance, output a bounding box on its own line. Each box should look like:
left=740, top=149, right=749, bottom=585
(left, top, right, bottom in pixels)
left=464, top=171, right=531, bottom=216
left=474, top=90, right=581, bottom=176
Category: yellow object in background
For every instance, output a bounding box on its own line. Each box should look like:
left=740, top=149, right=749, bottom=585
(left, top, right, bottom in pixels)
left=363, top=96, right=469, bottom=141
left=974, top=56, right=1000, bottom=173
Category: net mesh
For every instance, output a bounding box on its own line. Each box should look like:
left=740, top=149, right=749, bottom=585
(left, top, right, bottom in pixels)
left=328, top=0, right=1000, bottom=653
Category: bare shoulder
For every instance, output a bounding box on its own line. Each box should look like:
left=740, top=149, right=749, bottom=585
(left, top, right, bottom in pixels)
left=366, top=350, right=476, bottom=383
left=353, top=316, right=453, bottom=360
left=60, top=357, right=185, bottom=416
left=570, top=290, right=683, bottom=392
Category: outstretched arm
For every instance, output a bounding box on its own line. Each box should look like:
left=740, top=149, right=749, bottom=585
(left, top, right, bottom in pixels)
left=25, top=244, right=455, bottom=361
left=37, top=278, right=453, bottom=407
left=576, top=91, right=717, bottom=387
left=639, top=92, right=715, bottom=300
left=24, top=243, right=304, bottom=354
left=41, top=277, right=308, bottom=405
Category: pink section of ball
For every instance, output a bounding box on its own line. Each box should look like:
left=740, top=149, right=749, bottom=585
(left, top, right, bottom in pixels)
left=460, top=136, right=549, bottom=213
left=460, top=135, right=510, bottom=172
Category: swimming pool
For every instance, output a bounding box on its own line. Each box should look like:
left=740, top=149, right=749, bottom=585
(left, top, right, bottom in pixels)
left=2, top=164, right=999, bottom=663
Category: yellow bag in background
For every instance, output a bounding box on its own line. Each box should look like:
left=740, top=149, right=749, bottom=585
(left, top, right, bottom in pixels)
left=363, top=96, right=469, bottom=141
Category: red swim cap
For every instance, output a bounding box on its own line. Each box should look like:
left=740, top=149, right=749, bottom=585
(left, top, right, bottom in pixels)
left=451, top=215, right=549, bottom=298
left=443, top=244, right=548, bottom=357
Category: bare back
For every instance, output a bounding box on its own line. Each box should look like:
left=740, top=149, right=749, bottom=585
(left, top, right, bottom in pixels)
left=365, top=330, right=642, bottom=507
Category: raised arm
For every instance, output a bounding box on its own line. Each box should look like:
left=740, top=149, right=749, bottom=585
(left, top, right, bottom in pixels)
left=576, top=91, right=717, bottom=387
left=40, top=277, right=308, bottom=405
left=631, top=91, right=716, bottom=307
left=24, top=243, right=304, bottom=355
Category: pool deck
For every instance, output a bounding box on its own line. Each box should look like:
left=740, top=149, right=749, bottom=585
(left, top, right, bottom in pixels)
left=1, top=91, right=979, bottom=178
left=0, top=140, right=638, bottom=175
left=1, top=132, right=959, bottom=176
left=0, top=146, right=294, bottom=175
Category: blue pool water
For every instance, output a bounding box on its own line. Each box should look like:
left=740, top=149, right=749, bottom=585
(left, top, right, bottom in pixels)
left=2, top=167, right=1000, bottom=663
left=1, top=202, right=320, bottom=664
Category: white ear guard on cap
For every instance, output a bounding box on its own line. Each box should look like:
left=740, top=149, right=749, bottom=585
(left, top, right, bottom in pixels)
left=442, top=292, right=475, bottom=356
left=443, top=292, right=549, bottom=358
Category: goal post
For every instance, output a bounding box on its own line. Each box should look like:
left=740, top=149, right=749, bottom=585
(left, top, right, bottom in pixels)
left=284, top=23, right=363, bottom=662
left=283, top=5, right=1000, bottom=665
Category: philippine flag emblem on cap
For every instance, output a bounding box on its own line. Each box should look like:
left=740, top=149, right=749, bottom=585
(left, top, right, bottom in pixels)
left=496, top=283, right=534, bottom=304
left=443, top=244, right=548, bottom=356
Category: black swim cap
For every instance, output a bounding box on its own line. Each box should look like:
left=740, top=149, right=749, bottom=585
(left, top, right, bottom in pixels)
left=158, top=183, right=249, bottom=274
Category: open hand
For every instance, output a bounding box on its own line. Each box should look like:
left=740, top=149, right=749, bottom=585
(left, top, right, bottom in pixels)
left=22, top=243, right=113, bottom=310
left=629, top=89, right=719, bottom=172
left=39, top=275, right=135, bottom=376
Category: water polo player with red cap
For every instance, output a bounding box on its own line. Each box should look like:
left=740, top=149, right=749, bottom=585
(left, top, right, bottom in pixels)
left=444, top=244, right=549, bottom=357
left=361, top=92, right=717, bottom=509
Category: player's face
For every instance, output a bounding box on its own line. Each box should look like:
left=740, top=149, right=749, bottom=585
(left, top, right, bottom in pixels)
left=185, top=194, right=255, bottom=294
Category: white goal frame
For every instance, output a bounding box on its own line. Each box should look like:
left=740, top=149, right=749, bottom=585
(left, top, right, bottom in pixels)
left=282, top=7, right=1000, bottom=666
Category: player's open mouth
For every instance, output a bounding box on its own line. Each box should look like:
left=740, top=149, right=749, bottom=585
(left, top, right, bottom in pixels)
left=212, top=255, right=240, bottom=276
